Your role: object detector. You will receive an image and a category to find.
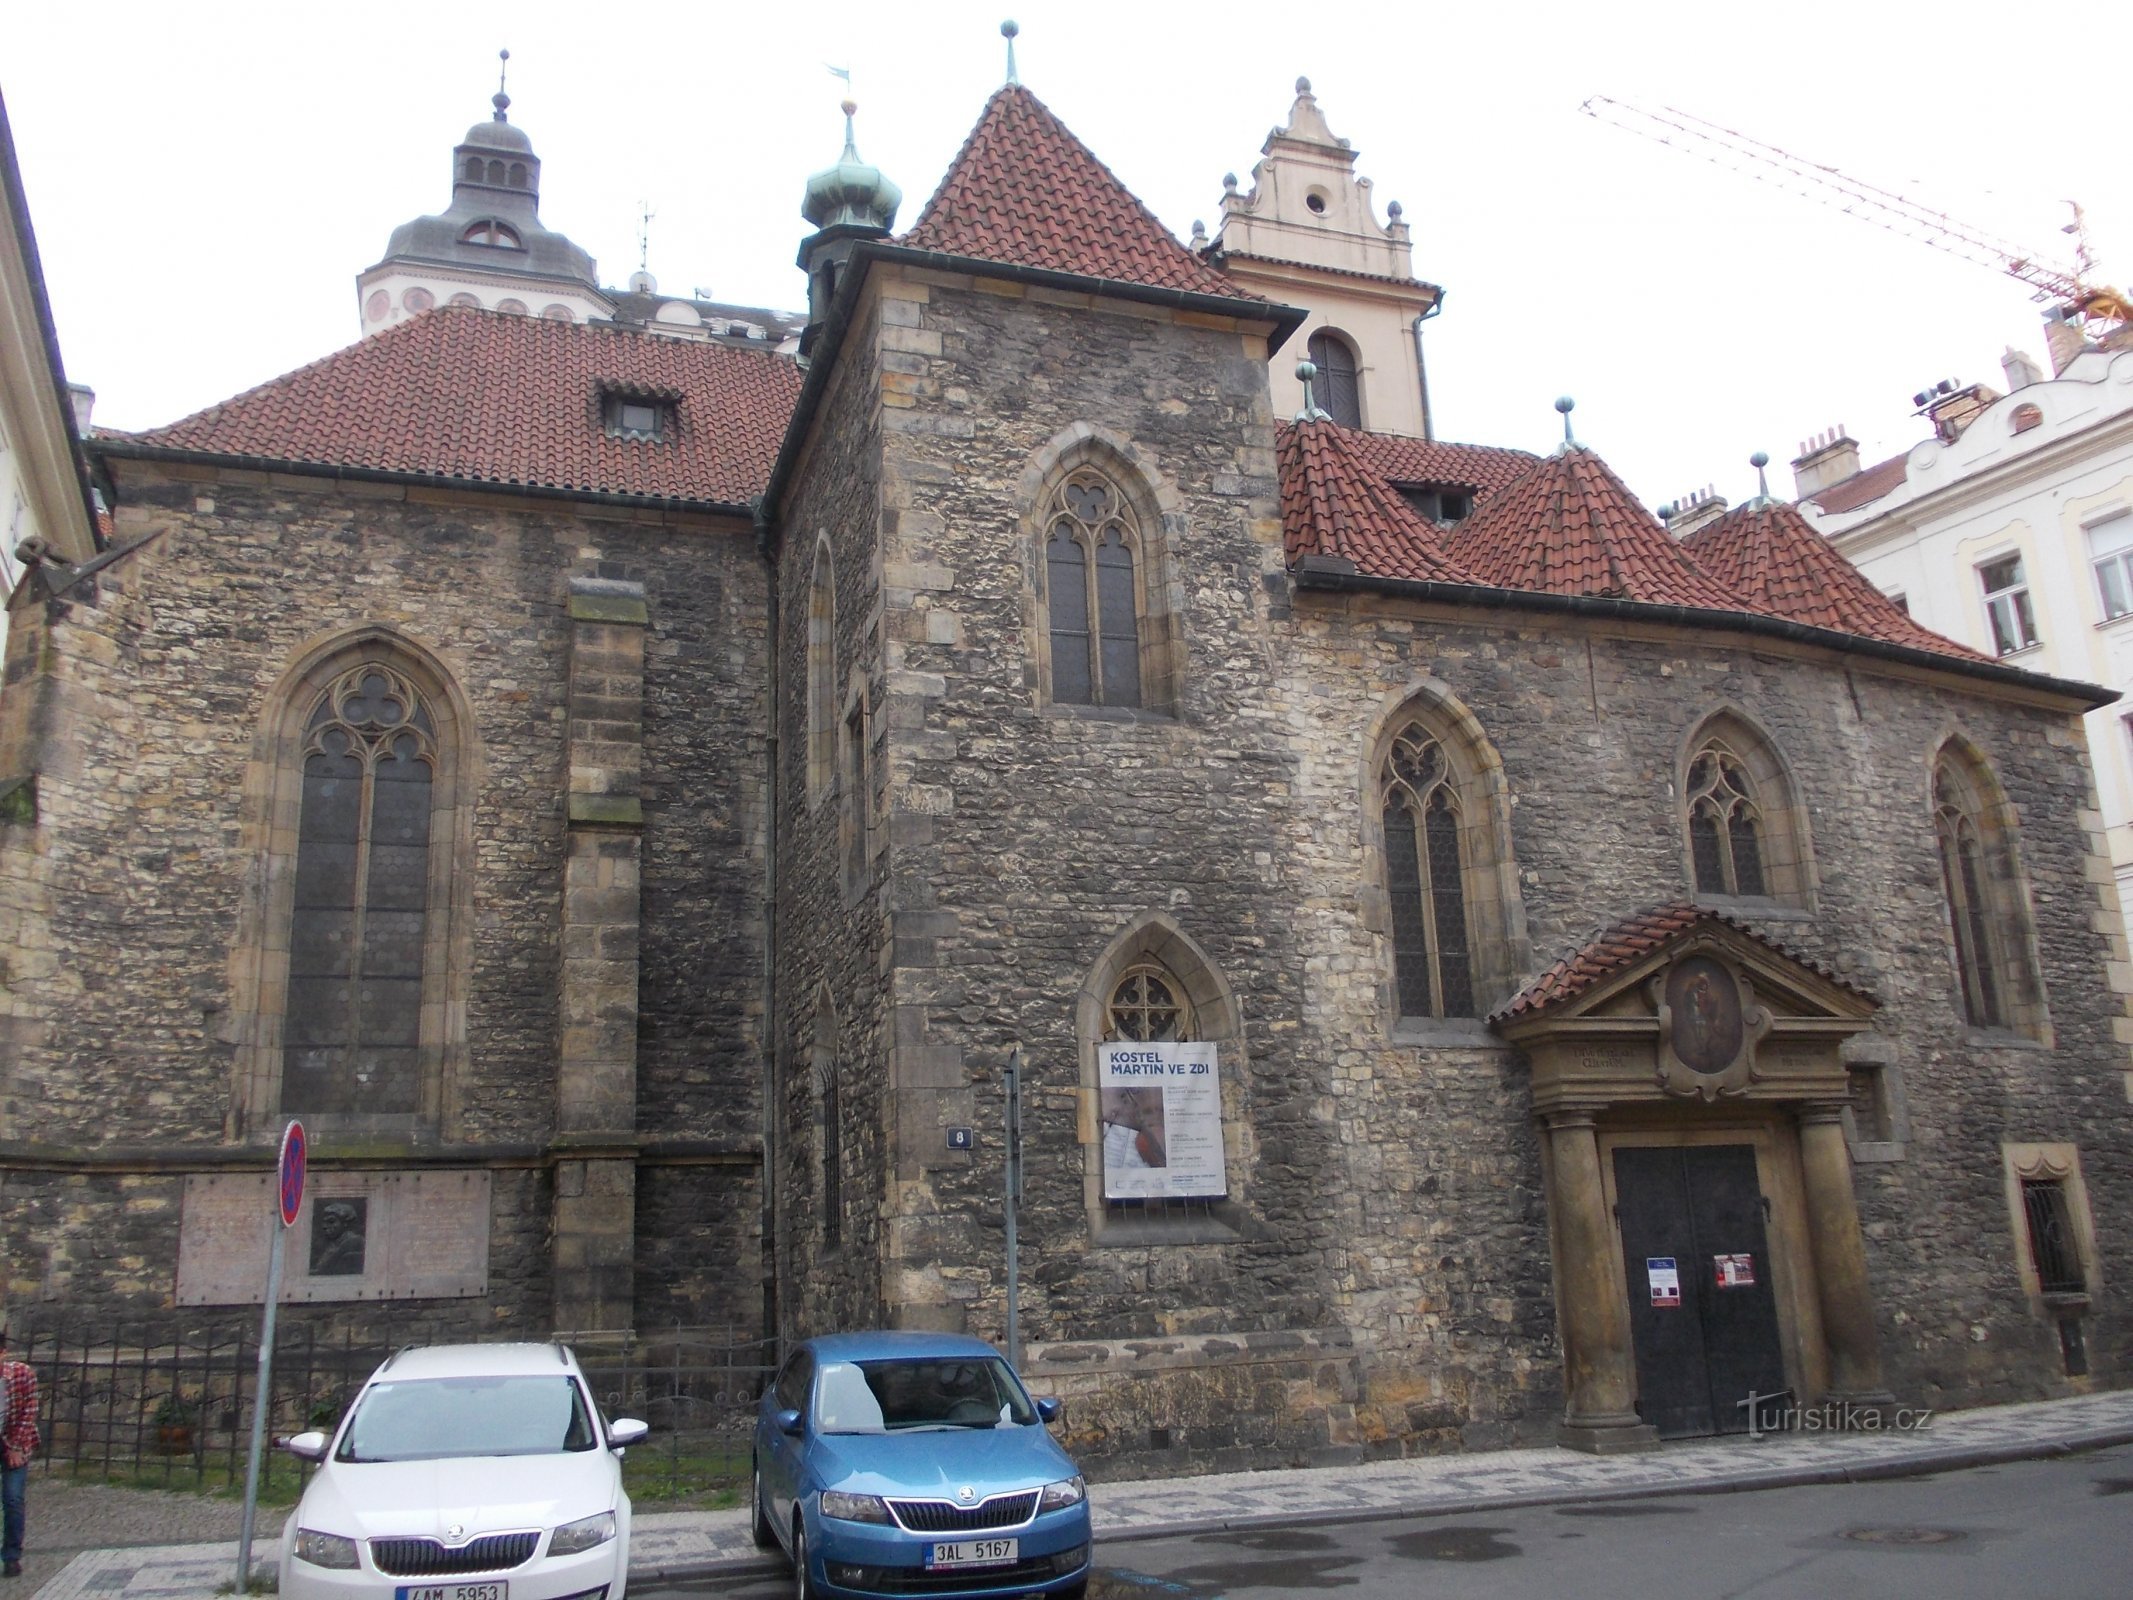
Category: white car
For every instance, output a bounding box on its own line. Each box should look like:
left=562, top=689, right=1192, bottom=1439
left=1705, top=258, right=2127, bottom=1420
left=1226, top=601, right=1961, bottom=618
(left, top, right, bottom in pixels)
left=278, top=1343, right=647, bottom=1600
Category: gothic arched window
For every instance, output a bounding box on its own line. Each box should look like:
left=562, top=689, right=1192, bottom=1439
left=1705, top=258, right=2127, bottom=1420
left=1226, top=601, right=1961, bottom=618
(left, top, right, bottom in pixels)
left=1044, top=469, right=1143, bottom=709
left=1679, top=716, right=1813, bottom=907
left=1935, top=760, right=2003, bottom=1028
left=1687, top=742, right=1768, bottom=898
left=1381, top=724, right=1474, bottom=1018
left=1307, top=331, right=1362, bottom=428
left=805, top=540, right=836, bottom=804
left=283, top=665, right=436, bottom=1115
left=1931, top=744, right=2047, bottom=1039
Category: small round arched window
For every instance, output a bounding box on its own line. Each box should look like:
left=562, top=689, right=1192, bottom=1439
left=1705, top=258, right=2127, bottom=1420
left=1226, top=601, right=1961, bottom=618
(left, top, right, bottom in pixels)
left=460, top=220, right=522, bottom=249
left=2011, top=402, right=2043, bottom=435
left=497, top=298, right=529, bottom=316
left=401, top=286, right=434, bottom=314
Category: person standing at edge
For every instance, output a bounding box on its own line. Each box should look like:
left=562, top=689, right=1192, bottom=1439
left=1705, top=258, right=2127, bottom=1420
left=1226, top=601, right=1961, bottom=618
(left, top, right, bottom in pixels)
left=0, top=1327, right=37, bottom=1577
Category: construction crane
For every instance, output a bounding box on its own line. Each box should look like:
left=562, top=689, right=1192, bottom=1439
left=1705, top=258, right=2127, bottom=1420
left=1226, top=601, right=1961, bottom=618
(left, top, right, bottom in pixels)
left=1581, top=96, right=2131, bottom=340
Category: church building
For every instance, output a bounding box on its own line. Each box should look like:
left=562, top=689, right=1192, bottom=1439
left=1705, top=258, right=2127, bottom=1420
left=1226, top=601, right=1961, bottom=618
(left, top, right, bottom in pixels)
left=0, top=60, right=2126, bottom=1468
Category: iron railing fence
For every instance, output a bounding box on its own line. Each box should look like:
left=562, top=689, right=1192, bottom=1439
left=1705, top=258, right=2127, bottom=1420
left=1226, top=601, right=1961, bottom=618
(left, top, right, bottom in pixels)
left=8, top=1315, right=775, bottom=1496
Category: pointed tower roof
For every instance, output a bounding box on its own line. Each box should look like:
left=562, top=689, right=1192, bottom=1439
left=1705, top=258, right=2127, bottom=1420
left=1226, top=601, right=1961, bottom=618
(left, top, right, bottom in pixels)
left=1277, top=418, right=1480, bottom=583
left=1686, top=497, right=1989, bottom=661
left=900, top=85, right=1258, bottom=303
left=1444, top=443, right=1751, bottom=610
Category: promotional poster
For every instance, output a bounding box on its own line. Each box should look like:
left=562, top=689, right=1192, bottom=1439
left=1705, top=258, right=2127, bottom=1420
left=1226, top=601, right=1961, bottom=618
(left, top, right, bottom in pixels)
left=1097, top=1040, right=1225, bottom=1200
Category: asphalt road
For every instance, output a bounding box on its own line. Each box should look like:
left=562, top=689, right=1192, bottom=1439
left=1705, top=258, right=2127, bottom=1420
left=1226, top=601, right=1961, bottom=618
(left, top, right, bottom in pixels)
left=662, top=1443, right=2133, bottom=1599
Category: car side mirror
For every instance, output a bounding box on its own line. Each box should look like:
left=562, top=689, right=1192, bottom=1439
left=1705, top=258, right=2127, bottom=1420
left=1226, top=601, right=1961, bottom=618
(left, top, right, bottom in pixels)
left=776, top=1407, right=805, bottom=1438
left=1034, top=1397, right=1062, bottom=1425
left=283, top=1430, right=329, bottom=1462
left=609, top=1418, right=649, bottom=1450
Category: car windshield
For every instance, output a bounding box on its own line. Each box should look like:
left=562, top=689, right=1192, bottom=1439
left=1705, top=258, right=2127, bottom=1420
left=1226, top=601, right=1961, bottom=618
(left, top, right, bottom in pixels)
left=336, top=1376, right=599, bottom=1462
left=815, top=1356, right=1037, bottom=1434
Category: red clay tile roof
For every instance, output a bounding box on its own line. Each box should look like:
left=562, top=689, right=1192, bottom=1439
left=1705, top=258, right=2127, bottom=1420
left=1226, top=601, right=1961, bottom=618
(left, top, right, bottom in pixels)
left=1489, top=900, right=1870, bottom=1024
left=1348, top=434, right=1539, bottom=500
left=1803, top=451, right=1907, bottom=515
left=123, top=305, right=800, bottom=507
left=1686, top=498, right=1989, bottom=662
left=1443, top=445, right=1752, bottom=609
left=901, top=86, right=1261, bottom=305
left=1277, top=420, right=1480, bottom=582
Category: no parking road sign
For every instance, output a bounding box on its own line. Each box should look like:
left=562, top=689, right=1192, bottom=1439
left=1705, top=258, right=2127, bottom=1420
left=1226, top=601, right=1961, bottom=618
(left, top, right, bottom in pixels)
left=277, top=1119, right=306, bottom=1228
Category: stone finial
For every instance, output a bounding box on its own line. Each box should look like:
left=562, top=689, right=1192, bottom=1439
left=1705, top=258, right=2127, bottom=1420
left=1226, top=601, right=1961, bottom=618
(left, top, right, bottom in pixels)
left=1387, top=200, right=1403, bottom=220
left=1189, top=219, right=1208, bottom=250
left=1296, top=360, right=1331, bottom=422
left=1296, top=75, right=1312, bottom=94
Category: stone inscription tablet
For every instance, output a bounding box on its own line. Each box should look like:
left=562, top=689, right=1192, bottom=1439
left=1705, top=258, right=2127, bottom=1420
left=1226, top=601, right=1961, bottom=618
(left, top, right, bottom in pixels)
left=177, top=1170, right=490, bottom=1306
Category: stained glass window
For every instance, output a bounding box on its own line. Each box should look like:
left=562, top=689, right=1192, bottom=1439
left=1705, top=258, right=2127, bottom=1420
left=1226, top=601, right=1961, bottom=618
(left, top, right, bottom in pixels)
left=1686, top=744, right=1768, bottom=898
left=1382, top=725, right=1474, bottom=1018
left=283, top=665, right=434, bottom=1114
left=1045, top=470, right=1141, bottom=708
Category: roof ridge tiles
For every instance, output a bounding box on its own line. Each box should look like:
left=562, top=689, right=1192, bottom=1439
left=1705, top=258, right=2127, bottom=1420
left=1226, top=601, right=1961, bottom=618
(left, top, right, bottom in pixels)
left=1442, top=444, right=1752, bottom=611
left=900, top=84, right=1262, bottom=305
left=1686, top=497, right=1988, bottom=663
left=119, top=304, right=800, bottom=507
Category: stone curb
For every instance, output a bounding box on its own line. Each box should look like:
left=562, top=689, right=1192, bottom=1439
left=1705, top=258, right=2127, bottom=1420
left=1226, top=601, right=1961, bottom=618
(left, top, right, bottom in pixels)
left=618, top=1422, right=2133, bottom=1585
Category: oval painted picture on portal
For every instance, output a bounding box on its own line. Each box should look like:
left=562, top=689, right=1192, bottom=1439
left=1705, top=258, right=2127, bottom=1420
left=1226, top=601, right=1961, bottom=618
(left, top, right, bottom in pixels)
left=1666, top=955, right=1742, bottom=1074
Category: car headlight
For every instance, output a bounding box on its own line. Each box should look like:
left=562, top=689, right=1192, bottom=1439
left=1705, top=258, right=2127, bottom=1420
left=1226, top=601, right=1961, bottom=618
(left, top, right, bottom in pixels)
left=819, top=1489, right=892, bottom=1523
left=549, top=1511, right=617, bottom=1555
left=1038, top=1475, right=1086, bottom=1511
left=293, top=1529, right=361, bottom=1569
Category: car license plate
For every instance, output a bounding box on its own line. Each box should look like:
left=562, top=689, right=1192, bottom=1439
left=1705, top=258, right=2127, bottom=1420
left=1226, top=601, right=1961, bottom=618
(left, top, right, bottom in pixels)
left=927, top=1538, right=1017, bottom=1569
left=395, top=1587, right=505, bottom=1600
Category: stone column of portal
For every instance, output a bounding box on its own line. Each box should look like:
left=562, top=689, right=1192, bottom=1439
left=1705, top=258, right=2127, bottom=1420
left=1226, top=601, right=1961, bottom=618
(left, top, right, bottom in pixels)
left=1548, top=1110, right=1659, bottom=1453
left=1797, top=1105, right=1895, bottom=1407
left=552, top=576, right=648, bottom=1336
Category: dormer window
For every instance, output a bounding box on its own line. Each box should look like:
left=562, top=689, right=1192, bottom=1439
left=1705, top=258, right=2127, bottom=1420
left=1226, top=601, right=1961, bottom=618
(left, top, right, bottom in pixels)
left=461, top=220, right=523, bottom=249
left=1397, top=484, right=1475, bottom=527
left=601, top=387, right=678, bottom=441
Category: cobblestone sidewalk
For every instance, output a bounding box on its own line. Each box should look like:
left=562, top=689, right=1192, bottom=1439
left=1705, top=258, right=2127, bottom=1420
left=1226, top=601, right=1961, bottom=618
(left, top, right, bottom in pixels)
left=29, top=1387, right=2133, bottom=1597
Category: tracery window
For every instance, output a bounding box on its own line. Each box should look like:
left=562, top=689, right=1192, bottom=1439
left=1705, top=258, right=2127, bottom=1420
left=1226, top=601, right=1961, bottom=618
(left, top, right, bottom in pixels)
left=283, top=665, right=435, bottom=1115
left=1044, top=469, right=1143, bottom=709
left=1380, top=725, right=1474, bottom=1018
left=1687, top=742, right=1768, bottom=898
left=1306, top=331, right=1362, bottom=429
left=1935, top=760, right=2004, bottom=1028
left=1106, top=963, right=1191, bottom=1042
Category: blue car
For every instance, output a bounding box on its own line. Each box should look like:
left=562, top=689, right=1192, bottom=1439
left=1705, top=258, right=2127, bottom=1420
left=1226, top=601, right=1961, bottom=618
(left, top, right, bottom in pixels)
left=752, top=1331, right=1093, bottom=1598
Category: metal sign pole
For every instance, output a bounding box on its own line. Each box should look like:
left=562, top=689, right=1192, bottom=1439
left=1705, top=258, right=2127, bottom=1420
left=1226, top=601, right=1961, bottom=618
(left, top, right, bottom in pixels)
left=237, top=1120, right=304, bottom=1593
left=1003, top=1047, right=1022, bottom=1372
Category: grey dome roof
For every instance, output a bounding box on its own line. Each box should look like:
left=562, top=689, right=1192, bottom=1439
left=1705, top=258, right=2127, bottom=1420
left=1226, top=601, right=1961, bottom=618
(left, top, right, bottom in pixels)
left=462, top=117, right=534, bottom=154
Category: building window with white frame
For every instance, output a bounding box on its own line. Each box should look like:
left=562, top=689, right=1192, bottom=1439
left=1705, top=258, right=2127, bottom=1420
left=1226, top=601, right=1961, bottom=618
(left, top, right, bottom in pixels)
left=2088, top=512, right=2133, bottom=621
left=1978, top=553, right=2038, bottom=655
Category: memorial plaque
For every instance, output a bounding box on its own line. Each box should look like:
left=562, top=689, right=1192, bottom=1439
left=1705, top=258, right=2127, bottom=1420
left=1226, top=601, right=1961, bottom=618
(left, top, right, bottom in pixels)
left=178, top=1170, right=490, bottom=1305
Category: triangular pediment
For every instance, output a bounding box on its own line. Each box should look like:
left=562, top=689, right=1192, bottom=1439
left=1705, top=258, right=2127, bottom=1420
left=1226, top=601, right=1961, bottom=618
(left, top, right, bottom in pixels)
left=1493, top=902, right=1877, bottom=1034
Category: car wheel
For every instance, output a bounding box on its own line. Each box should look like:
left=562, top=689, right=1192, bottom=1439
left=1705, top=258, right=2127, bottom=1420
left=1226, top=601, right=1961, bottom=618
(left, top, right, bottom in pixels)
left=752, top=1457, right=777, bottom=1549
left=792, top=1516, right=816, bottom=1600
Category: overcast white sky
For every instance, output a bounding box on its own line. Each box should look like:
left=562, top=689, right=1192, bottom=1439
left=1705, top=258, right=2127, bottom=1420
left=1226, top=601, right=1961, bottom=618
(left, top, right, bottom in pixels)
left=7, top=0, right=2125, bottom=511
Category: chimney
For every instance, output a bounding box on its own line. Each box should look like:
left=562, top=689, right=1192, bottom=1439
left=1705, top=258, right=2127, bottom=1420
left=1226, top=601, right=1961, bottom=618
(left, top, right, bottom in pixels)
left=2044, top=309, right=2088, bottom=374
left=1790, top=426, right=1861, bottom=499
left=2000, top=346, right=2044, bottom=391
left=1917, top=379, right=2000, bottom=443
left=66, top=383, right=94, bottom=434
left=1662, top=485, right=1729, bottom=540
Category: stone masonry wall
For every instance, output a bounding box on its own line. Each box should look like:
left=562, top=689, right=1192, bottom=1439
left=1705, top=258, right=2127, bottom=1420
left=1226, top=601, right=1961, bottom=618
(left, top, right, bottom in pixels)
left=814, top=263, right=2129, bottom=1469
left=772, top=288, right=893, bottom=1337
left=0, top=461, right=768, bottom=1329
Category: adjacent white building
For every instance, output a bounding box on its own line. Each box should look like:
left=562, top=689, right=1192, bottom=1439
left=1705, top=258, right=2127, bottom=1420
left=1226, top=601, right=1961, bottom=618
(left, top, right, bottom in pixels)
left=1799, top=339, right=2133, bottom=935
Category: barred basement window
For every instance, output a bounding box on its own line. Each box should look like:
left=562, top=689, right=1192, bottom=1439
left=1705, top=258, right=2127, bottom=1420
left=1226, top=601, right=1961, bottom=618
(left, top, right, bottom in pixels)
left=1687, top=743, right=1768, bottom=898
left=1381, top=725, right=1473, bottom=1018
left=2020, top=1178, right=2083, bottom=1295
left=283, top=666, right=435, bottom=1115
left=1044, top=470, right=1143, bottom=708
